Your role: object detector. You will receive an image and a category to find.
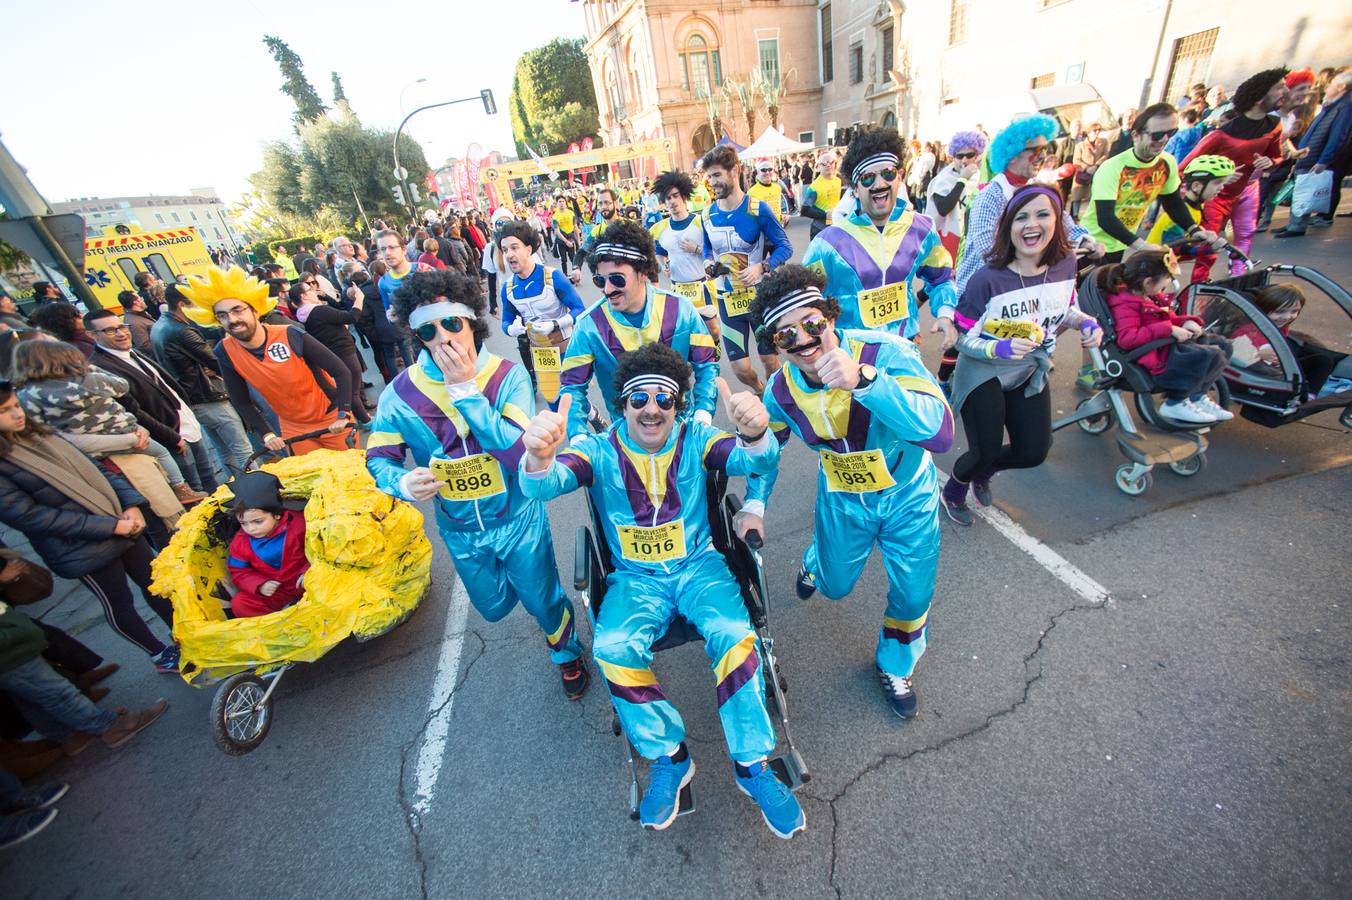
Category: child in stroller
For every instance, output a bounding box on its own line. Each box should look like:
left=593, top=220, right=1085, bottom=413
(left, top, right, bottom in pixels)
left=1103, top=250, right=1235, bottom=425
left=1216, top=283, right=1352, bottom=399
left=225, top=471, right=310, bottom=618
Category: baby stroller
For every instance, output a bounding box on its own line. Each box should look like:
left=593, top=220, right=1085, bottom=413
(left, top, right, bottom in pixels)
left=574, top=470, right=809, bottom=821
left=1053, top=265, right=1215, bottom=496
left=1178, top=254, right=1352, bottom=429
left=150, top=429, right=433, bottom=755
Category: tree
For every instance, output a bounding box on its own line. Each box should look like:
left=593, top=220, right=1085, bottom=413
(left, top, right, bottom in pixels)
left=331, top=71, right=353, bottom=115
left=262, top=35, right=328, bottom=129
left=509, top=37, right=600, bottom=157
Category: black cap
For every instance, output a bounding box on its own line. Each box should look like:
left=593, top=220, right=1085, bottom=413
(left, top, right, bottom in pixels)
left=226, top=471, right=285, bottom=513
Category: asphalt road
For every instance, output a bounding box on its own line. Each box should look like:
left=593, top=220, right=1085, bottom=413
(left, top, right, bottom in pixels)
left=5, top=206, right=1350, bottom=899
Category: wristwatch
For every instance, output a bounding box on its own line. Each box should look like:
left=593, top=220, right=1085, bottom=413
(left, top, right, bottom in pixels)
left=854, top=364, right=878, bottom=392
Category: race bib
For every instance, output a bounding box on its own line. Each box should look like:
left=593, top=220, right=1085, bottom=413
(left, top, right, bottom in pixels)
left=858, top=283, right=908, bottom=328
left=673, top=281, right=705, bottom=304
left=820, top=448, right=897, bottom=493
left=431, top=454, right=507, bottom=501
left=531, top=346, right=562, bottom=372
left=616, top=520, right=686, bottom=564
left=981, top=319, right=1046, bottom=344
left=721, top=288, right=755, bottom=318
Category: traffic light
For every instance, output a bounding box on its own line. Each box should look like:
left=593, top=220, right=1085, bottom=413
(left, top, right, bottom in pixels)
left=410, top=184, right=421, bottom=203
left=392, top=184, right=406, bottom=205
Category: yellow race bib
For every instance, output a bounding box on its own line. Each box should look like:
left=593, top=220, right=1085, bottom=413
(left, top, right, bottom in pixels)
left=616, top=520, right=686, bottom=564
left=531, top=346, right=562, bottom=372
left=431, top=454, right=507, bottom=501
left=858, top=283, right=908, bottom=328
left=721, top=288, right=755, bottom=318
left=981, top=319, right=1045, bottom=344
left=673, top=281, right=708, bottom=307
left=820, top=448, right=897, bottom=493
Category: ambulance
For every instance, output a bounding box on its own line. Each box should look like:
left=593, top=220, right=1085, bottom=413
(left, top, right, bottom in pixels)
left=82, top=225, right=216, bottom=312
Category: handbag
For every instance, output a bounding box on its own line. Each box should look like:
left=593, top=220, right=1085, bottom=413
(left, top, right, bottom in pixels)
left=0, top=550, right=54, bottom=606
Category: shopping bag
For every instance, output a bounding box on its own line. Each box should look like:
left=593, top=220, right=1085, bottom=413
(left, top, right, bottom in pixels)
left=1291, top=169, right=1333, bottom=219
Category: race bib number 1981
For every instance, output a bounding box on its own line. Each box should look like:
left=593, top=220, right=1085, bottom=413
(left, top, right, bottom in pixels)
left=820, top=448, right=897, bottom=493
left=616, top=520, right=686, bottom=563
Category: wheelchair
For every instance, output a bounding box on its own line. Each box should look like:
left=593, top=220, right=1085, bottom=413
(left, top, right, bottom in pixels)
left=1053, top=264, right=1214, bottom=496
left=573, top=469, right=810, bottom=821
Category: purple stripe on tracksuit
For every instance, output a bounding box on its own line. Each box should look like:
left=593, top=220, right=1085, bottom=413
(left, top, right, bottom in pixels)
left=913, top=401, right=955, bottom=453
left=365, top=443, right=405, bottom=461
left=844, top=343, right=881, bottom=448
left=715, top=650, right=760, bottom=706
left=591, top=306, right=621, bottom=357
left=771, top=375, right=833, bottom=451
left=393, top=375, right=462, bottom=453
left=883, top=623, right=926, bottom=645
left=557, top=451, right=594, bottom=485
left=819, top=228, right=883, bottom=284
left=658, top=294, right=679, bottom=344
left=607, top=681, right=668, bottom=704
left=609, top=427, right=686, bottom=523
left=883, top=218, right=931, bottom=285
left=703, top=435, right=737, bottom=471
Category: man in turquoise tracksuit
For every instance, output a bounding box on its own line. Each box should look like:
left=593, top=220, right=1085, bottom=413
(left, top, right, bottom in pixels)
left=559, top=219, right=719, bottom=438
left=742, top=264, right=954, bottom=719
left=520, top=343, right=804, bottom=840
left=365, top=269, right=588, bottom=700
left=802, top=127, right=956, bottom=341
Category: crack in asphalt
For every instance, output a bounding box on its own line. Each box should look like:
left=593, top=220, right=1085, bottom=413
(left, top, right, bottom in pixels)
left=395, top=627, right=487, bottom=900
left=817, top=598, right=1105, bottom=899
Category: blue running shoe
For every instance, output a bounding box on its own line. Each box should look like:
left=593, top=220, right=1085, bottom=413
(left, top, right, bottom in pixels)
left=735, top=760, right=805, bottom=839
left=152, top=645, right=180, bottom=674
left=876, top=666, right=918, bottom=719
left=639, top=747, right=694, bottom=831
left=795, top=564, right=817, bottom=600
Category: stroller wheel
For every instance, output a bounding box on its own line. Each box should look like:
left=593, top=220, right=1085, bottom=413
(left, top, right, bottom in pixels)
left=1340, top=407, right=1352, bottom=429
left=210, top=673, right=274, bottom=755
left=1168, top=452, right=1207, bottom=477
left=1114, top=464, right=1153, bottom=497
left=1076, top=397, right=1112, bottom=435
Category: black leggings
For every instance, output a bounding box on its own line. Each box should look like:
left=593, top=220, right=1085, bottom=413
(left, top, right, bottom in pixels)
left=953, top=379, right=1052, bottom=483
left=76, top=537, right=172, bottom=657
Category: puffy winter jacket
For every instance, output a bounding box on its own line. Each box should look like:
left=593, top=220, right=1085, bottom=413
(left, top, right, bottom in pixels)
left=1105, top=290, right=1204, bottom=375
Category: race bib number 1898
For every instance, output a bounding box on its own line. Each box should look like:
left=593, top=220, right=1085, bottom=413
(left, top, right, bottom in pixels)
left=431, top=454, right=507, bottom=501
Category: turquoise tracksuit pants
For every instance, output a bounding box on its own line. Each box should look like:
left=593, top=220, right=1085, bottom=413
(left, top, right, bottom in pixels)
left=439, top=500, right=582, bottom=664
left=593, top=551, right=775, bottom=763
left=803, top=465, right=941, bottom=678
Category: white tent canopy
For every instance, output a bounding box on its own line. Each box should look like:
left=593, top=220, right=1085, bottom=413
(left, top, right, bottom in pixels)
left=737, top=126, right=815, bottom=160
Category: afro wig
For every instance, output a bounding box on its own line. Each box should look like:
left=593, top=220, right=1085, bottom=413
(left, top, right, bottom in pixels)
left=988, top=114, right=1059, bottom=175
left=947, top=130, right=988, bottom=158
left=840, top=128, right=906, bottom=183
left=496, top=219, right=541, bottom=252
left=390, top=269, right=491, bottom=350
left=1231, top=68, right=1289, bottom=114
left=586, top=219, right=661, bottom=281
left=651, top=170, right=694, bottom=200
left=612, top=342, right=693, bottom=413
left=749, top=263, right=841, bottom=332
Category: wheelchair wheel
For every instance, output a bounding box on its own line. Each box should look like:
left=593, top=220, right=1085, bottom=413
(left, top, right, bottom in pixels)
left=1114, top=465, right=1152, bottom=497
left=210, top=673, right=274, bottom=755
left=1168, top=452, right=1206, bottom=477
left=1076, top=397, right=1112, bottom=435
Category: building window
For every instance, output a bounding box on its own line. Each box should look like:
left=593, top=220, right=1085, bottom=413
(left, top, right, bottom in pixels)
left=171, top=212, right=181, bottom=223
left=849, top=41, right=863, bottom=85
left=948, top=0, right=967, bottom=45
left=820, top=4, right=833, bottom=83
left=1163, top=27, right=1219, bottom=104
left=155, top=213, right=165, bottom=224
left=1030, top=72, right=1055, bottom=89
left=798, top=130, right=815, bottom=145
left=880, top=25, right=894, bottom=80
left=758, top=38, right=781, bottom=87
left=681, top=33, right=723, bottom=93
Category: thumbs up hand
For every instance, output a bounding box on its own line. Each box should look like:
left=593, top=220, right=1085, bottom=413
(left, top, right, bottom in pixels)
left=718, top=376, right=769, bottom=439
left=523, top=393, right=572, bottom=471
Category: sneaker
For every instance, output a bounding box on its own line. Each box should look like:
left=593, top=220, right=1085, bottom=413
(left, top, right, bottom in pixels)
left=1075, top=364, right=1098, bottom=391
left=794, top=564, right=817, bottom=600
left=1310, top=214, right=1332, bottom=228
left=639, top=746, right=694, bottom=831
left=734, top=760, right=806, bottom=839
left=1193, top=395, right=1234, bottom=421
left=940, top=479, right=974, bottom=527
left=876, top=666, right=919, bottom=719
left=171, top=483, right=208, bottom=505
left=1, top=783, right=69, bottom=815
left=971, top=472, right=993, bottom=508
left=102, top=699, right=169, bottom=749
left=0, top=808, right=59, bottom=851
left=1160, top=398, right=1217, bottom=425
left=151, top=645, right=180, bottom=674
left=1272, top=227, right=1306, bottom=238
left=559, top=659, right=590, bottom=701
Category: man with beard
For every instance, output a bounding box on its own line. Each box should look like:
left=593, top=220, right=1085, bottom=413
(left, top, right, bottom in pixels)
left=698, top=145, right=793, bottom=393
left=178, top=267, right=353, bottom=455
left=801, top=128, right=957, bottom=343
left=559, top=221, right=718, bottom=438
left=570, top=187, right=623, bottom=283
left=649, top=170, right=721, bottom=345
left=742, top=264, right=954, bottom=720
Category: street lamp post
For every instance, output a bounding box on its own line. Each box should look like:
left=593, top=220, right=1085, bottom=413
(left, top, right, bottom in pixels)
left=391, top=90, right=497, bottom=223
left=399, top=77, right=427, bottom=115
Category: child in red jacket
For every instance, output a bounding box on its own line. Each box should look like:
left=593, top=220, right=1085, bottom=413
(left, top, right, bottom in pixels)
left=225, top=471, right=310, bottom=618
left=1102, top=250, right=1234, bottom=426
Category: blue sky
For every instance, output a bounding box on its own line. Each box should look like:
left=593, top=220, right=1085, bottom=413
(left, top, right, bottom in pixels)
left=1, top=0, right=586, bottom=205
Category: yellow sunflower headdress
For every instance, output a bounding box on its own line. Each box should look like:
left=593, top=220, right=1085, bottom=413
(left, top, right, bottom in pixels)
left=178, top=266, right=276, bottom=326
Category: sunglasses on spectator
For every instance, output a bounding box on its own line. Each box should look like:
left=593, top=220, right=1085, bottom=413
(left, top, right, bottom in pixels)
left=770, top=314, right=831, bottom=350
left=1144, top=128, right=1179, bottom=142
left=954, top=151, right=978, bottom=160
left=413, top=316, right=467, bottom=342
left=624, top=390, right=676, bottom=411
left=1023, top=147, right=1050, bottom=161
left=592, top=272, right=629, bottom=290
left=856, top=168, right=899, bottom=188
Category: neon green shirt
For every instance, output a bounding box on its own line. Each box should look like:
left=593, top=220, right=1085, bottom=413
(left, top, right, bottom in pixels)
left=1081, top=150, right=1180, bottom=253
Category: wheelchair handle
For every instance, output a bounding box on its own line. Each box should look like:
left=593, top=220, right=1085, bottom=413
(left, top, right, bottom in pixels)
left=745, top=530, right=764, bottom=550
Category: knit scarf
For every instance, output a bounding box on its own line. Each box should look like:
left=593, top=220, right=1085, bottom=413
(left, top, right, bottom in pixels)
left=6, top=434, right=122, bottom=518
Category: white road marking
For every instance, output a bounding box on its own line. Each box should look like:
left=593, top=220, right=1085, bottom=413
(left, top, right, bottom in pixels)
left=938, top=472, right=1111, bottom=606
left=410, top=573, right=471, bottom=823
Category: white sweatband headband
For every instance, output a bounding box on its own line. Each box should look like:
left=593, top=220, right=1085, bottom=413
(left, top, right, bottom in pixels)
left=408, top=301, right=477, bottom=329
left=621, top=374, right=681, bottom=396
left=594, top=242, right=647, bottom=262
left=763, top=286, right=825, bottom=328
left=850, top=153, right=900, bottom=183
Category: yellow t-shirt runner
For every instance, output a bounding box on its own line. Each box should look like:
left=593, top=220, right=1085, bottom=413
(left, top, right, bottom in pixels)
left=1080, top=149, right=1181, bottom=253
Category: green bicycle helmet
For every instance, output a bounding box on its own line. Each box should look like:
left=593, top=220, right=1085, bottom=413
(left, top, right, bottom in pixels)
left=1183, top=154, right=1236, bottom=179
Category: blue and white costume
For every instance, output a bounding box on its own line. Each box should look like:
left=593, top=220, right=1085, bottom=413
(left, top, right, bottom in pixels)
left=747, top=329, right=953, bottom=678
left=700, top=195, right=793, bottom=361
left=366, top=348, right=582, bottom=663
left=521, top=418, right=780, bottom=762
left=559, top=286, right=719, bottom=437
left=500, top=264, right=585, bottom=336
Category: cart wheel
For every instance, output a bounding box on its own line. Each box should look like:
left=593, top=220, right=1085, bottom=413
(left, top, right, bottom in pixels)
left=1168, top=452, right=1206, bottom=477
left=1114, top=465, right=1152, bottom=497
left=210, top=674, right=273, bottom=755
left=1076, top=397, right=1111, bottom=435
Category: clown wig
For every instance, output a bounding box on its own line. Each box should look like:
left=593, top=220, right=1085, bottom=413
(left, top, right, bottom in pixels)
left=987, top=114, right=1059, bottom=176
left=947, top=130, right=988, bottom=159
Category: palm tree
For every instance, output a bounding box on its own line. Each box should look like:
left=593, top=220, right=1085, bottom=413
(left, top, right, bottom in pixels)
left=724, top=77, right=757, bottom=141
left=696, top=86, right=724, bottom=142
left=753, top=66, right=795, bottom=132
